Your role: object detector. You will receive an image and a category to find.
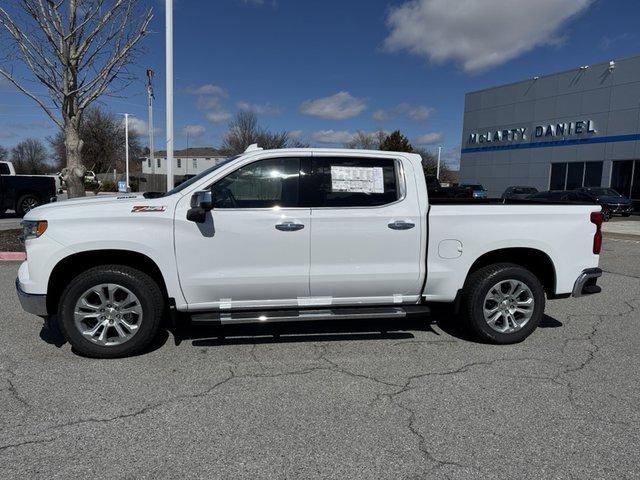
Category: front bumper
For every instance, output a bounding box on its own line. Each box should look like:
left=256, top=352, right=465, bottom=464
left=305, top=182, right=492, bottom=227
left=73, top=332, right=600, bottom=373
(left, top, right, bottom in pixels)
left=15, top=278, right=48, bottom=317
left=604, top=203, right=633, bottom=214
left=572, top=268, right=602, bottom=298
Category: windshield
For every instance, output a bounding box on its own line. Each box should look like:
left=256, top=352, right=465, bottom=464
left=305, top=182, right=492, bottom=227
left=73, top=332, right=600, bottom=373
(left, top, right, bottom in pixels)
left=586, top=188, right=621, bottom=197
left=145, top=155, right=239, bottom=198
left=461, top=184, right=484, bottom=190
left=512, top=187, right=537, bottom=194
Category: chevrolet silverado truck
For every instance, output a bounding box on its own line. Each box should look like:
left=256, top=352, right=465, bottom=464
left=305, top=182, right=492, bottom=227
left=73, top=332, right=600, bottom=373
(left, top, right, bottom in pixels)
left=0, top=161, right=58, bottom=216
left=16, top=146, right=603, bottom=358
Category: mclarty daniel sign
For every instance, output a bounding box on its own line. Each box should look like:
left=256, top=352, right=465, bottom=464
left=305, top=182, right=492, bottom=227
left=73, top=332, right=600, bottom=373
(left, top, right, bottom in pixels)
left=468, top=120, right=596, bottom=145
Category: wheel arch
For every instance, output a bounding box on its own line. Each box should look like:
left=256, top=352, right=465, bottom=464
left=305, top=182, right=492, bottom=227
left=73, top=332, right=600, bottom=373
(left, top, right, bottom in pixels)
left=464, top=247, right=557, bottom=296
left=46, top=249, right=170, bottom=315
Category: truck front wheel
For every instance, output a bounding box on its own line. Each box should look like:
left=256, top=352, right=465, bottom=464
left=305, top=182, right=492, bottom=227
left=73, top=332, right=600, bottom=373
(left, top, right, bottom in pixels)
left=58, top=265, right=165, bottom=358
left=461, top=263, right=545, bottom=344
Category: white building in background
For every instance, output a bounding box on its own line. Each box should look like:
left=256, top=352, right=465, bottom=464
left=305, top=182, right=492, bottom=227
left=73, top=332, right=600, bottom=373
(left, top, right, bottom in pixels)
left=141, top=147, right=227, bottom=177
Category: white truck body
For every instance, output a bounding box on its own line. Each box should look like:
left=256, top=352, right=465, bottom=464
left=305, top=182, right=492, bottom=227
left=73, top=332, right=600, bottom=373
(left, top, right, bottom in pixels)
left=15, top=148, right=603, bottom=356
left=18, top=148, right=601, bottom=309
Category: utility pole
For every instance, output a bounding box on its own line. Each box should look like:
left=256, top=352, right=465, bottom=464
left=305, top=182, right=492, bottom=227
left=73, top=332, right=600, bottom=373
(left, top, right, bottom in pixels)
left=124, top=113, right=131, bottom=191
left=165, top=0, right=174, bottom=191
left=436, top=146, right=442, bottom=181
left=146, top=69, right=155, bottom=190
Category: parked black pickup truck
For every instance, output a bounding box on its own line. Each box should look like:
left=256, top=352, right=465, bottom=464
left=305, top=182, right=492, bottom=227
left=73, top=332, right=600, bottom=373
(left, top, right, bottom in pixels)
left=0, top=162, right=57, bottom=217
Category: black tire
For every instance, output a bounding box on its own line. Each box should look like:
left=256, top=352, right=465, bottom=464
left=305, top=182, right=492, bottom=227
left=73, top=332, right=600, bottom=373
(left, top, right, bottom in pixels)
left=461, top=263, right=545, bottom=344
left=57, top=265, right=165, bottom=358
left=16, top=194, right=40, bottom=217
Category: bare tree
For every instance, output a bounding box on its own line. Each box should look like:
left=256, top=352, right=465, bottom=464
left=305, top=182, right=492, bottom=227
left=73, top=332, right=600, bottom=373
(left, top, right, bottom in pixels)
left=11, top=137, right=51, bottom=174
left=49, top=105, right=142, bottom=174
left=0, top=144, right=8, bottom=161
left=344, top=130, right=387, bottom=150
left=0, top=1, right=152, bottom=197
left=221, top=110, right=308, bottom=155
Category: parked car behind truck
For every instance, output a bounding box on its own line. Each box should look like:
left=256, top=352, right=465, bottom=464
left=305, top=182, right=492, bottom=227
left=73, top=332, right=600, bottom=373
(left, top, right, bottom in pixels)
left=0, top=161, right=57, bottom=216
left=17, top=146, right=603, bottom=358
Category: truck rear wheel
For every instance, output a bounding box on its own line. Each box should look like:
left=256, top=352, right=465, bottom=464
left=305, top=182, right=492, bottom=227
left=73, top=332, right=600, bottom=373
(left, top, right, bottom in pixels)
left=57, top=265, right=165, bottom=358
left=16, top=194, right=40, bottom=217
left=461, top=263, right=545, bottom=344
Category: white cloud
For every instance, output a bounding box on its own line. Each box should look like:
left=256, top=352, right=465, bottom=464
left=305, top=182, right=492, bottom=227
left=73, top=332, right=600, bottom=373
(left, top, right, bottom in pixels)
left=372, top=103, right=434, bottom=122
left=127, top=117, right=150, bottom=135
left=186, top=84, right=228, bottom=97
left=311, top=130, right=355, bottom=144
left=300, top=92, right=366, bottom=120
left=289, top=129, right=303, bottom=139
left=182, top=124, right=206, bottom=138
left=205, top=110, right=232, bottom=123
left=384, top=0, right=593, bottom=72
left=237, top=101, right=282, bottom=115
left=415, top=132, right=442, bottom=145
left=192, top=90, right=231, bottom=124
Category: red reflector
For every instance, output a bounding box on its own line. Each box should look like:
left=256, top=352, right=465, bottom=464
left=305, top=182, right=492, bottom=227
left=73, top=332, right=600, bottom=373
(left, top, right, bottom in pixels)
left=590, top=211, right=603, bottom=254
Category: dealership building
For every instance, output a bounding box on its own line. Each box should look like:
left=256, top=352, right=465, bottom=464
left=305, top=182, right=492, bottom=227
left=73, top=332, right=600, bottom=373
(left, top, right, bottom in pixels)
left=459, top=54, right=640, bottom=209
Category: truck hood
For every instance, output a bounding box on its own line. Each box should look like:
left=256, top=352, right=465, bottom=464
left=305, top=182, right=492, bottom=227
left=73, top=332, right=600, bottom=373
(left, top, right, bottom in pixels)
left=25, top=193, right=148, bottom=218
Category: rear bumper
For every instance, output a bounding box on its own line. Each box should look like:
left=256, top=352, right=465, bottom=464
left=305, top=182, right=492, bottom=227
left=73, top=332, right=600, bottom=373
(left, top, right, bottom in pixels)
left=15, top=278, right=48, bottom=317
left=571, top=268, right=602, bottom=298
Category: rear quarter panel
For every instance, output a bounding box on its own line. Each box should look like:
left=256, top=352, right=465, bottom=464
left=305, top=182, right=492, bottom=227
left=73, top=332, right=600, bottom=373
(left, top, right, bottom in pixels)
left=425, top=204, right=601, bottom=301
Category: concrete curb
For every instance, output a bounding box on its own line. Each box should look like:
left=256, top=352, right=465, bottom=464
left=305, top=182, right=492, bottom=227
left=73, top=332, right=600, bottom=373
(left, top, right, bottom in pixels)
left=0, top=252, right=26, bottom=261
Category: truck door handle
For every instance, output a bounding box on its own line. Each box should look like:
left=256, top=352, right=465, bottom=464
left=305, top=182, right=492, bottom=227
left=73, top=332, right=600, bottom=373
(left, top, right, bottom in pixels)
left=388, top=220, right=415, bottom=230
left=275, top=222, right=305, bottom=232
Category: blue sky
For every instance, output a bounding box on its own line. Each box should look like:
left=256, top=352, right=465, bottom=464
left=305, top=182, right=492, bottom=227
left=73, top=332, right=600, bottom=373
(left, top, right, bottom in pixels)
left=2, top=0, right=640, bottom=169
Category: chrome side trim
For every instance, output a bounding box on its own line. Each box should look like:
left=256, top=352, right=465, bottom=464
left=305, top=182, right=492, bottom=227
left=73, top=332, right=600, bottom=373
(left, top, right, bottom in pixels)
left=571, top=268, right=603, bottom=298
left=191, top=305, right=431, bottom=325
left=15, top=278, right=48, bottom=317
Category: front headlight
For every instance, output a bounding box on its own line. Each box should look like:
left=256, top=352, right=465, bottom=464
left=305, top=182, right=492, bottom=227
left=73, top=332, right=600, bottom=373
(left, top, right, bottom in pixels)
left=21, top=220, right=48, bottom=241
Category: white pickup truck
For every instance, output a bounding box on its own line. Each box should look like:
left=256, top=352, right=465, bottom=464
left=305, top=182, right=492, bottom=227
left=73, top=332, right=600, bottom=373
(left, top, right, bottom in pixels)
left=16, top=146, right=604, bottom=358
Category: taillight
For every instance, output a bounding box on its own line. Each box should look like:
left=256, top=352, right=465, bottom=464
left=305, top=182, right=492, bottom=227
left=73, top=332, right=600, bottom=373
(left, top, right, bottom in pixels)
left=591, top=211, right=603, bottom=254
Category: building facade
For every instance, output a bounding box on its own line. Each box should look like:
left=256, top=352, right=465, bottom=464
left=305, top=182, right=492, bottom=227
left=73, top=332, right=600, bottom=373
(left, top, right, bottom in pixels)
left=459, top=55, right=640, bottom=209
left=141, top=147, right=227, bottom=178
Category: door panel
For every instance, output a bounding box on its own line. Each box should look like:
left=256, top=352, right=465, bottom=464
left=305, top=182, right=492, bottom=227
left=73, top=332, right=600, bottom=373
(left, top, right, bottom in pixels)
left=307, top=156, right=423, bottom=304
left=174, top=156, right=311, bottom=310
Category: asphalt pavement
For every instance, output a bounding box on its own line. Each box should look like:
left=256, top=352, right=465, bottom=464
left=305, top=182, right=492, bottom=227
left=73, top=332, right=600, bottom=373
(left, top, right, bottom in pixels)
left=0, top=239, right=639, bottom=479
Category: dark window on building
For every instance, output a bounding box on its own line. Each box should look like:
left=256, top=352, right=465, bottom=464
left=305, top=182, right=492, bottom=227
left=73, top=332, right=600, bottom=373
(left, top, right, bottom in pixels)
left=611, top=160, right=634, bottom=197
left=584, top=161, right=603, bottom=187
left=0, top=163, right=10, bottom=175
left=304, top=157, right=399, bottom=207
left=177, top=158, right=182, bottom=169
left=147, top=158, right=151, bottom=168
left=632, top=160, right=640, bottom=201
left=212, top=157, right=300, bottom=208
left=566, top=162, right=585, bottom=190
left=550, top=163, right=566, bottom=190
left=157, top=158, right=161, bottom=168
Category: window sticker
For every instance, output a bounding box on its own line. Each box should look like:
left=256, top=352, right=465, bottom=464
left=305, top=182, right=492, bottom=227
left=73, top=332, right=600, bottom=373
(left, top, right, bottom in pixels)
left=331, top=166, right=384, bottom=193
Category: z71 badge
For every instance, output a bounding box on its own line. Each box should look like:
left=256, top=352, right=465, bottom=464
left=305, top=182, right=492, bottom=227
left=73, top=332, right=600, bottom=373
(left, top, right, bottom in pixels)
left=131, top=205, right=167, bottom=213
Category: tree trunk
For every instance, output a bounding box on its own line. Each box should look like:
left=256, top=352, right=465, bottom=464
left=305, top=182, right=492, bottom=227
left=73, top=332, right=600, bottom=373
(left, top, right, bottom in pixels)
left=64, top=118, right=86, bottom=198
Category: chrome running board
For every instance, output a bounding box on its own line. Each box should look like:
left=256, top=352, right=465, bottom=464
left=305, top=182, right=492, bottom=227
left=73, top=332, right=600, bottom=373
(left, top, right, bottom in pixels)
left=191, top=305, right=430, bottom=325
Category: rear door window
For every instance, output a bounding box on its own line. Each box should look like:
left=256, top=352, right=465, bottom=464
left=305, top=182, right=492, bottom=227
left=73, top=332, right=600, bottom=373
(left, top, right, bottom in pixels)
left=304, top=157, right=399, bottom=207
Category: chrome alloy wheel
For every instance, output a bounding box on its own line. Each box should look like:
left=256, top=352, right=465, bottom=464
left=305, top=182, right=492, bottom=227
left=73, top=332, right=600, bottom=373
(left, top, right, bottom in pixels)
left=20, top=197, right=39, bottom=213
left=483, top=279, right=535, bottom=334
left=73, top=283, right=143, bottom=346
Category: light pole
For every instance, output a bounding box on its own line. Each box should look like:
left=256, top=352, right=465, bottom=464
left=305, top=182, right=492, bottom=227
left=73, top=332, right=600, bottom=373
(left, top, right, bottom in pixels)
left=165, top=0, right=174, bottom=191
left=124, top=113, right=131, bottom=191
left=436, top=146, right=442, bottom=181
left=146, top=69, right=155, bottom=189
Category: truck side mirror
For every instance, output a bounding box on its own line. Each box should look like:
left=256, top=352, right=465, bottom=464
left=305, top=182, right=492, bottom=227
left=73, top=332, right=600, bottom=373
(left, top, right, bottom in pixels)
left=187, top=190, right=213, bottom=223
